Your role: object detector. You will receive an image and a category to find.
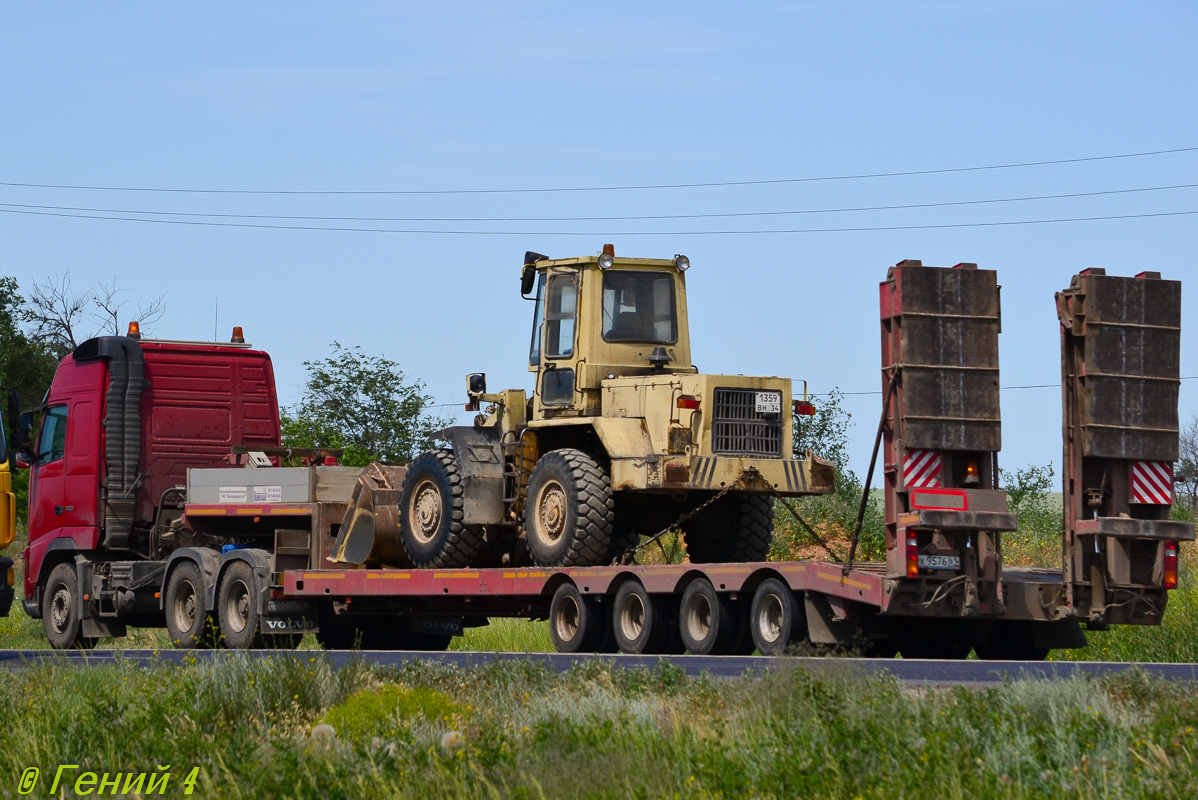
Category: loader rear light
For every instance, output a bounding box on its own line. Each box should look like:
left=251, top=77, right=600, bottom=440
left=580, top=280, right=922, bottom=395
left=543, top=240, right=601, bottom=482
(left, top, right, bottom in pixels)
left=906, top=533, right=919, bottom=578
left=793, top=400, right=816, bottom=416
left=677, top=395, right=700, bottom=410
left=271, top=587, right=285, bottom=599
left=1164, top=541, right=1179, bottom=589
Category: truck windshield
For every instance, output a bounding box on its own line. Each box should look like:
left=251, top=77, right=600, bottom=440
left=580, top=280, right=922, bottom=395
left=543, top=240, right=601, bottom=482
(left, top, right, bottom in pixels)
left=602, top=271, right=677, bottom=344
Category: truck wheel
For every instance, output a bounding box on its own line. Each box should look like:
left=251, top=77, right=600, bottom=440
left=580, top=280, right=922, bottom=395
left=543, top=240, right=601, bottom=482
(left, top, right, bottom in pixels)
left=612, top=580, right=682, bottom=654
left=217, top=561, right=265, bottom=649
left=679, top=578, right=739, bottom=655
left=42, top=563, right=96, bottom=650
left=400, top=450, right=484, bottom=569
left=683, top=495, right=774, bottom=563
left=525, top=449, right=613, bottom=567
left=550, top=582, right=610, bottom=653
left=750, top=578, right=803, bottom=656
left=165, top=561, right=215, bottom=649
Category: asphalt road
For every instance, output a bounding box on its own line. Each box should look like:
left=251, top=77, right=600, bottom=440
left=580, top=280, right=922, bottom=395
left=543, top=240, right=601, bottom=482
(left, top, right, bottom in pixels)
left=3, top=649, right=1198, bottom=684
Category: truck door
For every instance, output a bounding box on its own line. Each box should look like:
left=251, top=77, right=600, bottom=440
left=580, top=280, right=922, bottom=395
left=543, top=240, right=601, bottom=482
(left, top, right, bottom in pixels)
left=27, top=404, right=68, bottom=541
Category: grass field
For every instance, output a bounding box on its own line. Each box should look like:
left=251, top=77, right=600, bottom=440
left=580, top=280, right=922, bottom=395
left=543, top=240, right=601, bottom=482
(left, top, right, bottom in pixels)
left=3, top=654, right=1198, bottom=798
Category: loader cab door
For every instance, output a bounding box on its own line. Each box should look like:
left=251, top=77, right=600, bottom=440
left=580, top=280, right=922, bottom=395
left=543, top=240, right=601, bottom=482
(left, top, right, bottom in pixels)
left=529, top=270, right=581, bottom=412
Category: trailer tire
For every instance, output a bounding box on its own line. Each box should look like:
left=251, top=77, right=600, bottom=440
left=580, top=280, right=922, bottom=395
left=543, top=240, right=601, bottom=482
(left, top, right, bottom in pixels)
left=400, top=450, right=484, bottom=569
left=612, top=581, right=682, bottom=654
left=679, top=578, right=740, bottom=655
left=525, top=449, right=614, bottom=567
left=750, top=578, right=803, bottom=656
left=42, top=563, right=96, bottom=650
left=164, top=561, right=215, bottom=649
left=217, top=561, right=265, bottom=650
left=549, top=582, right=610, bottom=653
left=683, top=495, right=774, bottom=564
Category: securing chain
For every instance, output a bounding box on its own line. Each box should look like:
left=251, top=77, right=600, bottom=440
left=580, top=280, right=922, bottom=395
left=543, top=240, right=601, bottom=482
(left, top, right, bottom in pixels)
left=616, top=474, right=747, bottom=565
left=757, top=475, right=848, bottom=564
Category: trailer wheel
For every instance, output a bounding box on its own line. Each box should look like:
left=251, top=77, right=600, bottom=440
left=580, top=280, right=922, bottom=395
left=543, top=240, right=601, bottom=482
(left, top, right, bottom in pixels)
left=217, top=561, right=265, bottom=649
left=679, top=578, right=739, bottom=655
left=525, top=449, right=614, bottom=567
left=749, top=578, right=803, bottom=656
left=550, top=582, right=611, bottom=653
left=400, top=450, right=484, bottom=569
left=42, top=563, right=96, bottom=650
left=683, top=495, right=774, bottom=563
left=612, top=580, right=682, bottom=654
left=165, top=561, right=215, bottom=649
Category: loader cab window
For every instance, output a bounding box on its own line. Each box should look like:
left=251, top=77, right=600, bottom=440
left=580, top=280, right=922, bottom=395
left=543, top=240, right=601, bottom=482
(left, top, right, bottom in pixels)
left=529, top=273, right=546, bottom=366
left=602, top=271, right=677, bottom=344
left=36, top=405, right=68, bottom=466
left=544, top=273, right=578, bottom=359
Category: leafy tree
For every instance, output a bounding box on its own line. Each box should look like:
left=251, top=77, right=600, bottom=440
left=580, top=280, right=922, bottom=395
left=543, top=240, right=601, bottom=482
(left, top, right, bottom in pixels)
left=1177, top=413, right=1198, bottom=513
left=281, top=343, right=449, bottom=467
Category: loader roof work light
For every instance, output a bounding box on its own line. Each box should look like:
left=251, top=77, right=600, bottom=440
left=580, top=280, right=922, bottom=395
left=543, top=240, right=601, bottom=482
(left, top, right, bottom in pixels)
left=674, top=254, right=690, bottom=271
left=599, top=243, right=615, bottom=270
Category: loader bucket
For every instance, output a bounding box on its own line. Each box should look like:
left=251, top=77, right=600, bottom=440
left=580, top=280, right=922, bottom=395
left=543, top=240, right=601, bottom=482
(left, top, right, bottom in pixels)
left=330, top=462, right=411, bottom=566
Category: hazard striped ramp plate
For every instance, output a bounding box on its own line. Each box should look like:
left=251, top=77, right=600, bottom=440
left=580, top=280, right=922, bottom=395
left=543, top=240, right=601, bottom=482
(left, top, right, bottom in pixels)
left=904, top=449, right=942, bottom=488
left=1130, top=461, right=1173, bottom=505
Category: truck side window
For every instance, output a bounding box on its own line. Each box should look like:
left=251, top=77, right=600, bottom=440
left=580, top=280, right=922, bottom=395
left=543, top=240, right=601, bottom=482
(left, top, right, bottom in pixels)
left=36, top=405, right=68, bottom=466
left=544, top=273, right=578, bottom=359
left=529, top=273, right=546, bottom=367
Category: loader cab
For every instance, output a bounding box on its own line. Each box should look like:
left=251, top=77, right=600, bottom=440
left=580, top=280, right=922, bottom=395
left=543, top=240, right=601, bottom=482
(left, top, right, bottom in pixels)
left=524, top=246, right=694, bottom=417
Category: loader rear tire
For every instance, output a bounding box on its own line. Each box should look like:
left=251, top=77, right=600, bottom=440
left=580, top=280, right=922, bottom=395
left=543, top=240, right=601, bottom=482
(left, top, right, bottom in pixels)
left=525, top=449, right=613, bottom=567
left=399, top=450, right=484, bottom=569
left=683, top=495, right=774, bottom=563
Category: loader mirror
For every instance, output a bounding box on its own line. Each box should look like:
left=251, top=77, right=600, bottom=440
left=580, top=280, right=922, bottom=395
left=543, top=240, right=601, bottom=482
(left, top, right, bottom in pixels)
left=468, top=373, right=487, bottom=394
left=521, top=265, right=536, bottom=297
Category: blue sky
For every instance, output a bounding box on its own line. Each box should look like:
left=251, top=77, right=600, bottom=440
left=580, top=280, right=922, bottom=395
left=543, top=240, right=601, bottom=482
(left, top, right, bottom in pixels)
left=2, top=2, right=1195, bottom=482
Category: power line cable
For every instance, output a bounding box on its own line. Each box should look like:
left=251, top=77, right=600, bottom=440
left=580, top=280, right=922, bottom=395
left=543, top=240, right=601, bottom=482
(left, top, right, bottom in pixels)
left=811, top=376, right=1198, bottom=397
left=1, top=206, right=1195, bottom=235
left=1, top=182, right=1194, bottom=223
left=1, top=146, right=1195, bottom=196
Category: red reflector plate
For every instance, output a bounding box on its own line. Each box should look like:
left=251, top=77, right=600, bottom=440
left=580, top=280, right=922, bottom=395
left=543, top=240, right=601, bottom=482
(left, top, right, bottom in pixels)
left=910, top=489, right=968, bottom=511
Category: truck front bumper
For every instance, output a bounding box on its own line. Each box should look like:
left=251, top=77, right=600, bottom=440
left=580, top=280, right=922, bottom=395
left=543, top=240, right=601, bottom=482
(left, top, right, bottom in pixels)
left=611, top=453, right=836, bottom=496
left=0, top=556, right=14, bottom=618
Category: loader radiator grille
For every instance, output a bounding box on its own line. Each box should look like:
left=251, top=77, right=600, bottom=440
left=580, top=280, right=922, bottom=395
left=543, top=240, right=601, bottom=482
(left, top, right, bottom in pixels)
left=712, top=388, right=784, bottom=457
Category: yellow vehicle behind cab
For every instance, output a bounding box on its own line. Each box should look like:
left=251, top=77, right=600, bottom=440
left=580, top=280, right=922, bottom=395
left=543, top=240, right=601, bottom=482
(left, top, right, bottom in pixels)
left=335, top=246, right=836, bottom=572
left=0, top=406, right=17, bottom=617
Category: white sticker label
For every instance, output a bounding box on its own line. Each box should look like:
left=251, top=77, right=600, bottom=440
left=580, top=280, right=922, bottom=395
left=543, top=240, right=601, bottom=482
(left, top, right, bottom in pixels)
left=755, top=391, right=782, bottom=414
left=218, top=486, right=248, bottom=504
left=253, top=485, right=283, bottom=503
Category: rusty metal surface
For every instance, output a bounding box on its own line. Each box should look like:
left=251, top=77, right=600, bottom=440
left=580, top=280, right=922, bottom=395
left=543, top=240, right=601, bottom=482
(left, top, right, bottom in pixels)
left=1073, top=517, right=1196, bottom=541
left=884, top=263, right=1002, bottom=452
left=1057, top=272, right=1181, bottom=461
left=330, top=462, right=410, bottom=566
left=907, top=509, right=1018, bottom=532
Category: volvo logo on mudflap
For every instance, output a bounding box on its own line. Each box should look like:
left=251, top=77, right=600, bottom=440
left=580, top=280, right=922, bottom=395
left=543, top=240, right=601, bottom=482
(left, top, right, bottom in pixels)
left=263, top=618, right=317, bottom=631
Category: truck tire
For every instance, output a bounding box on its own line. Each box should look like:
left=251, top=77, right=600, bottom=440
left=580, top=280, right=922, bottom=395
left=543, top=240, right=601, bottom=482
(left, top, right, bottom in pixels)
left=164, top=561, right=215, bottom=649
left=525, top=449, right=614, bottom=567
left=42, top=563, right=97, bottom=650
left=217, top=561, right=265, bottom=649
left=549, top=581, right=611, bottom=653
left=612, top=580, right=682, bottom=654
left=749, top=578, right=803, bottom=656
left=679, top=578, right=739, bottom=655
left=683, top=495, right=774, bottom=563
left=399, top=450, right=484, bottom=569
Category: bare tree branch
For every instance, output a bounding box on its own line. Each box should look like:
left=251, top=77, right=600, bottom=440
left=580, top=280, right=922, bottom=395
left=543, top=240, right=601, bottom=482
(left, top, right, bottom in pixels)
left=22, top=272, right=91, bottom=354
left=22, top=272, right=167, bottom=354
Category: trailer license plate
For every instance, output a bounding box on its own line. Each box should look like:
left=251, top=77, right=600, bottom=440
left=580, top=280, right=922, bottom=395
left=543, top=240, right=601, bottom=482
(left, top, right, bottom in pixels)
left=755, top=391, right=782, bottom=414
left=918, top=554, right=960, bottom=570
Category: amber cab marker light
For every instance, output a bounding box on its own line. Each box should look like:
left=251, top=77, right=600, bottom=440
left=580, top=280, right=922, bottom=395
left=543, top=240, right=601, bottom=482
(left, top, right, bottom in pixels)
left=127, top=321, right=141, bottom=338
left=231, top=326, right=245, bottom=343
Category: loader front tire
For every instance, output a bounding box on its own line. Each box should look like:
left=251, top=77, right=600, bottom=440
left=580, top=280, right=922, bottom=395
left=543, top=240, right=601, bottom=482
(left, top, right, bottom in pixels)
left=525, top=449, right=614, bottom=567
left=399, top=450, right=484, bottom=569
left=683, top=495, right=774, bottom=563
